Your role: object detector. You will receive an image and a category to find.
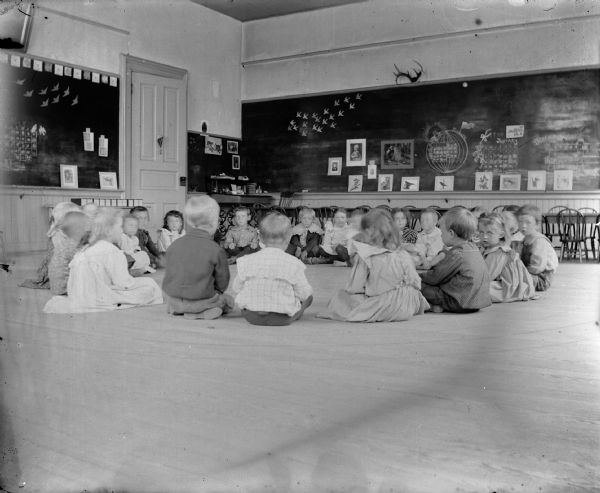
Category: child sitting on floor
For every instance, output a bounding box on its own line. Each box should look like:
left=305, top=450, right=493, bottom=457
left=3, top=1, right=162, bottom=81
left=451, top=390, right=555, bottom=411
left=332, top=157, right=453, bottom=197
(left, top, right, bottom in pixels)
left=516, top=204, right=558, bottom=292
left=414, top=208, right=445, bottom=268
left=233, top=213, right=313, bottom=326
left=119, top=215, right=155, bottom=274
left=130, top=206, right=163, bottom=268
left=43, top=208, right=163, bottom=313
left=392, top=207, right=418, bottom=245
left=319, top=209, right=429, bottom=322
left=48, top=210, right=91, bottom=295
left=501, top=210, right=524, bottom=254
left=223, top=207, right=259, bottom=264
left=420, top=207, right=491, bottom=313
left=478, top=213, right=536, bottom=303
left=157, top=210, right=186, bottom=252
left=286, top=207, right=323, bottom=261
left=162, top=196, right=232, bottom=320
left=316, top=208, right=353, bottom=265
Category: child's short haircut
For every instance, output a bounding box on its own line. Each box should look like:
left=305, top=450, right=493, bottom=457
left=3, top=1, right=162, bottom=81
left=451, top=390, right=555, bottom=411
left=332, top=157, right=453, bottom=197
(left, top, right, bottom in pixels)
left=184, top=195, right=220, bottom=232
left=259, top=213, right=292, bottom=244
left=503, top=204, right=520, bottom=213
left=478, top=212, right=510, bottom=244
left=162, top=210, right=184, bottom=231
left=500, top=210, right=519, bottom=235
left=298, top=207, right=316, bottom=221
left=470, top=206, right=487, bottom=218
left=234, top=206, right=251, bottom=216
left=516, top=204, right=542, bottom=224
left=420, top=208, right=439, bottom=222
left=443, top=207, right=477, bottom=240
left=61, top=211, right=91, bottom=242
left=130, top=205, right=149, bottom=215
left=89, top=208, right=123, bottom=245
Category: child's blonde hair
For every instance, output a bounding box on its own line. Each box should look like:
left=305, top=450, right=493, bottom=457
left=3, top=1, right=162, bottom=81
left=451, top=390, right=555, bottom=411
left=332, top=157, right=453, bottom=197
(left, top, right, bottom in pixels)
left=259, top=213, right=292, bottom=244
left=360, top=209, right=400, bottom=250
left=184, top=196, right=220, bottom=232
left=442, top=207, right=477, bottom=240
left=82, top=203, right=99, bottom=219
left=60, top=211, right=91, bottom=246
left=420, top=208, right=439, bottom=223
left=48, top=202, right=81, bottom=237
left=478, top=213, right=511, bottom=245
left=470, top=206, right=487, bottom=219
left=298, top=207, right=316, bottom=222
left=89, top=208, right=123, bottom=245
left=500, top=210, right=519, bottom=235
left=516, top=204, right=542, bottom=225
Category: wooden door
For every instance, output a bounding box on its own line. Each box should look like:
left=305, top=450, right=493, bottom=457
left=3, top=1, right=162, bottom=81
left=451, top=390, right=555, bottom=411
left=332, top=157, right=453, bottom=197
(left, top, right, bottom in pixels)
left=130, top=72, right=187, bottom=235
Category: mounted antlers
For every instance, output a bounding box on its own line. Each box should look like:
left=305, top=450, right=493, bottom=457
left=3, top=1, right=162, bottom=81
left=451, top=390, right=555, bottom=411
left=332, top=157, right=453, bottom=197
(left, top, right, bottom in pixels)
left=393, top=60, right=424, bottom=84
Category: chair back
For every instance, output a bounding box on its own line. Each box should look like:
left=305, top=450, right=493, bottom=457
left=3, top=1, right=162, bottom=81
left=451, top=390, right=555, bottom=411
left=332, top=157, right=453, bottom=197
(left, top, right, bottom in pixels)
left=547, top=205, right=569, bottom=214
left=557, top=208, right=585, bottom=241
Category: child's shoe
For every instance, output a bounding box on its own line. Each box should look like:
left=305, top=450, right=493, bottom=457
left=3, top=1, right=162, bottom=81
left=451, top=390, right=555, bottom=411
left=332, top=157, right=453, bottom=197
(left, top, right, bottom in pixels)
left=429, top=305, right=444, bottom=313
left=183, top=307, right=223, bottom=320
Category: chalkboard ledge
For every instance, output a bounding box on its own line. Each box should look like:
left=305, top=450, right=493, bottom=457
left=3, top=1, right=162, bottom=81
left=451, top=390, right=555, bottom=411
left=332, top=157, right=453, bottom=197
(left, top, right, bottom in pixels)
left=0, top=185, right=125, bottom=193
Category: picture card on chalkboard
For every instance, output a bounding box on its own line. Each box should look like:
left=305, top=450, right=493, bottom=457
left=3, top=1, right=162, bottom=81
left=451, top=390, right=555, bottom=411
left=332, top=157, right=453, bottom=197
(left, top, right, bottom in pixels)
left=401, top=176, right=420, bottom=191
left=232, top=155, right=240, bottom=170
left=328, top=157, right=342, bottom=176
left=499, top=174, right=521, bottom=191
left=474, top=172, right=493, bottom=191
left=554, top=170, right=573, bottom=191
left=434, top=175, right=454, bottom=191
left=205, top=136, right=222, bottom=155
left=346, top=139, right=366, bottom=167
left=60, top=165, right=78, bottom=189
left=226, top=141, right=239, bottom=154
left=381, top=140, right=414, bottom=169
left=378, top=174, right=394, bottom=192
left=367, top=164, right=377, bottom=179
left=348, top=175, right=363, bottom=192
left=99, top=172, right=118, bottom=190
left=527, top=170, right=546, bottom=191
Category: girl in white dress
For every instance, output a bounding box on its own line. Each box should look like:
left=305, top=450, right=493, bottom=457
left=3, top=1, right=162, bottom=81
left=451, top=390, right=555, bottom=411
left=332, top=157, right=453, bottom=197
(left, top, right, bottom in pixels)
left=157, top=210, right=186, bottom=252
left=44, top=208, right=163, bottom=313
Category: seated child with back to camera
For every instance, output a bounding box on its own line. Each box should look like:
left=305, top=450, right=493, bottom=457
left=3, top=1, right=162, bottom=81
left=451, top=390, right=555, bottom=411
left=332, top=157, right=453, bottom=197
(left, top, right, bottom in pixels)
left=478, top=212, right=536, bottom=303
left=130, top=206, right=163, bottom=268
left=119, top=214, right=155, bottom=274
left=162, top=195, right=232, bottom=320
left=286, top=207, right=323, bottom=261
left=319, top=208, right=429, bottom=322
left=157, top=210, right=186, bottom=252
left=222, top=206, right=259, bottom=264
left=516, top=204, right=558, bottom=292
left=233, top=213, right=313, bottom=326
left=420, top=207, right=491, bottom=313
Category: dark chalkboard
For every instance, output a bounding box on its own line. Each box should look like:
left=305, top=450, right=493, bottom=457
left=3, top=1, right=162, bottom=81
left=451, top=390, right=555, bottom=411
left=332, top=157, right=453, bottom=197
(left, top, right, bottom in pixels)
left=241, top=69, right=600, bottom=192
left=187, top=131, right=241, bottom=192
left=0, top=57, right=119, bottom=188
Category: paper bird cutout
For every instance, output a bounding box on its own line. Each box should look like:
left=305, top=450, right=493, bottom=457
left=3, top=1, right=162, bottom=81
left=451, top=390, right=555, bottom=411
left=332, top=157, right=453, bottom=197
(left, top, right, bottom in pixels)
left=51, top=95, right=60, bottom=104
left=51, top=83, right=59, bottom=92
left=63, top=86, right=70, bottom=97
left=330, top=122, right=336, bottom=128
left=323, top=108, right=329, bottom=115
left=296, top=112, right=302, bottom=118
left=334, top=100, right=340, bottom=106
left=40, top=99, right=49, bottom=107
left=338, top=110, right=344, bottom=117
left=303, top=113, right=308, bottom=119
left=349, top=103, right=355, bottom=109
left=24, top=90, right=33, bottom=97
left=344, top=97, right=350, bottom=103
left=71, top=95, right=79, bottom=106
left=38, top=87, right=47, bottom=95
left=356, top=93, right=362, bottom=100
left=16, top=79, right=26, bottom=85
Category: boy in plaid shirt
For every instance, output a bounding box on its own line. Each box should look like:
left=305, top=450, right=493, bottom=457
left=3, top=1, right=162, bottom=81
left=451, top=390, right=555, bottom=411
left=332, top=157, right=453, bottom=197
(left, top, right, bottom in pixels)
left=233, top=213, right=313, bottom=326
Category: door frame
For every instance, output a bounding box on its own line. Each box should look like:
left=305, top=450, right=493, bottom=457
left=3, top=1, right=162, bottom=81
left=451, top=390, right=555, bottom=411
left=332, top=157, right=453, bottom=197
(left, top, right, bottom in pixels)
left=120, top=54, right=188, bottom=196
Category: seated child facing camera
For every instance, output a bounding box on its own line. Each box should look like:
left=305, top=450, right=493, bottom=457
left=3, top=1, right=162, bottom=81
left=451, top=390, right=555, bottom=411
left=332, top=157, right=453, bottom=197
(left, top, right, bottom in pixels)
left=119, top=215, right=155, bottom=274
left=223, top=207, right=259, bottom=264
left=316, top=209, right=353, bottom=265
left=157, top=210, right=186, bottom=252
left=130, top=206, right=163, bottom=268
left=414, top=209, right=445, bottom=268
left=516, top=204, right=558, bottom=292
left=420, top=207, right=491, bottom=313
left=392, top=207, right=418, bottom=245
left=162, top=196, right=232, bottom=319
left=233, top=213, right=313, bottom=326
left=286, top=207, right=323, bottom=261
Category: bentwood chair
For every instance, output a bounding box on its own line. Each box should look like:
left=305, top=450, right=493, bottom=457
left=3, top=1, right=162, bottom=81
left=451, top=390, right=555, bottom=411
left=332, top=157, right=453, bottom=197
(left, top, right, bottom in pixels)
left=375, top=204, right=391, bottom=212
left=557, top=208, right=586, bottom=261
left=543, top=205, right=568, bottom=250
left=579, top=208, right=599, bottom=260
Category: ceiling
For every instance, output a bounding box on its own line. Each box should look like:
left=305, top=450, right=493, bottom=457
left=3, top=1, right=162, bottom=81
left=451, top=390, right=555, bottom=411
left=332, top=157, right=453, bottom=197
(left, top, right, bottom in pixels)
left=189, top=0, right=368, bottom=22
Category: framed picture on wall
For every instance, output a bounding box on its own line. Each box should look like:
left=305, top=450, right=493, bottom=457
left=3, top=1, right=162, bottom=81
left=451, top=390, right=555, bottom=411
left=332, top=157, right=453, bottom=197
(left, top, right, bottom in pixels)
left=527, top=170, right=546, bottom=191
left=60, top=164, right=78, bottom=188
left=378, top=174, right=394, bottom=192
left=348, top=175, right=363, bottom=192
left=346, top=138, right=366, bottom=167
left=227, top=140, right=239, bottom=154
left=499, top=173, right=521, bottom=191
left=381, top=140, right=414, bottom=169
left=232, top=155, right=240, bottom=170
left=99, top=172, right=118, bottom=190
left=553, top=169, right=573, bottom=191
left=434, top=175, right=454, bottom=191
left=205, top=135, right=223, bottom=155
left=367, top=163, right=377, bottom=179
left=328, top=157, right=342, bottom=176
left=400, top=176, right=420, bottom=191
left=474, top=172, right=493, bottom=191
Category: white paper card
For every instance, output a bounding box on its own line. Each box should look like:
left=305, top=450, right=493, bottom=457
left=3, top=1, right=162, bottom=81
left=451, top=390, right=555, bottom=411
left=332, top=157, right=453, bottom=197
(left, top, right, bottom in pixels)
left=83, top=128, right=94, bottom=152
left=91, top=72, right=100, bottom=83
left=33, top=59, right=43, bottom=72
left=54, top=64, right=64, bottom=76
left=0, top=53, right=9, bottom=64
left=22, top=57, right=31, bottom=68
left=10, top=55, right=20, bottom=67
left=506, top=125, right=524, bottom=139
left=98, top=135, right=108, bottom=157
left=367, top=164, right=377, bottom=179
left=73, top=68, right=82, bottom=80
left=109, top=76, right=118, bottom=87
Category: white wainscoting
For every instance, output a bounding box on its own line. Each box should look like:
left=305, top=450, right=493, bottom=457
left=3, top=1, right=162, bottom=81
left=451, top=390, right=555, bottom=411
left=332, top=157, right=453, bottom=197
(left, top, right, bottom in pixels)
left=0, top=187, right=124, bottom=253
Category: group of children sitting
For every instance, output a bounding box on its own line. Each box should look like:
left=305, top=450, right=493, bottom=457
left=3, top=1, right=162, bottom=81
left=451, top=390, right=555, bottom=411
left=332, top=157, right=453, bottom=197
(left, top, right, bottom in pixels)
left=31, top=195, right=558, bottom=324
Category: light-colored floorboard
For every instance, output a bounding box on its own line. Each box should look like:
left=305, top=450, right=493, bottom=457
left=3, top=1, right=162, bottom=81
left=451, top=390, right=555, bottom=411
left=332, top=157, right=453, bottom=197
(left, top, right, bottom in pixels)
left=1, top=254, right=599, bottom=492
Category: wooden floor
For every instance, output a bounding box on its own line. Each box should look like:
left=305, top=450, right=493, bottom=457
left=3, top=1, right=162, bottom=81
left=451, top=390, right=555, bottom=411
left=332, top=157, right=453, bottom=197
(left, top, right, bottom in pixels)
left=1, top=253, right=599, bottom=493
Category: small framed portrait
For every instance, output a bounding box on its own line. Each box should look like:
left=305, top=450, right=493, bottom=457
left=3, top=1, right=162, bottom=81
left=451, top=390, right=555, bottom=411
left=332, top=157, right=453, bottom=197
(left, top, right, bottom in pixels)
left=232, top=155, right=240, bottom=170
left=499, top=173, right=521, bottom=191
left=553, top=169, right=573, bottom=191
left=205, top=135, right=223, bottom=155
left=378, top=174, right=394, bottom=192
left=381, top=140, right=414, bottom=169
left=348, top=174, right=363, bottom=192
left=99, top=171, right=118, bottom=190
left=227, top=140, right=239, bottom=154
left=60, top=164, right=78, bottom=189
left=434, top=175, right=454, bottom=191
left=328, top=157, right=342, bottom=176
left=474, top=171, right=493, bottom=191
left=400, top=176, right=420, bottom=191
left=367, top=163, right=377, bottom=179
left=346, top=138, right=366, bottom=167
left=527, top=170, right=546, bottom=191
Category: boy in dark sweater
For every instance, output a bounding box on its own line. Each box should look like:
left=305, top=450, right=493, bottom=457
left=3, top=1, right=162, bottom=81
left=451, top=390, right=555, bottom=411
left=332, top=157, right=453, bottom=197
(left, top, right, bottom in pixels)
left=420, top=207, right=491, bottom=313
left=162, top=196, right=232, bottom=319
left=130, top=206, right=163, bottom=268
